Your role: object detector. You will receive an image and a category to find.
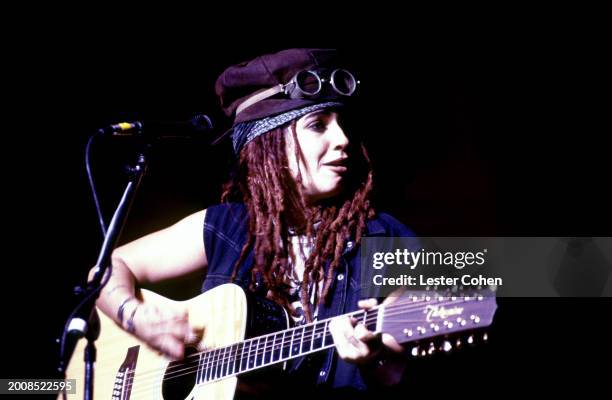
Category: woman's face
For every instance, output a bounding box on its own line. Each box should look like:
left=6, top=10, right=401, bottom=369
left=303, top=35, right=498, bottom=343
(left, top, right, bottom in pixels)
left=286, top=109, right=350, bottom=204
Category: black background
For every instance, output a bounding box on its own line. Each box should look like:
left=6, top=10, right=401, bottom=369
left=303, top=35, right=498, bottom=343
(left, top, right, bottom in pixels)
left=2, top=11, right=610, bottom=398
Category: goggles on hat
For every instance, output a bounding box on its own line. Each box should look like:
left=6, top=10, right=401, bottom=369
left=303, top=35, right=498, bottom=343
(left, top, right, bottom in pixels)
left=235, top=68, right=359, bottom=116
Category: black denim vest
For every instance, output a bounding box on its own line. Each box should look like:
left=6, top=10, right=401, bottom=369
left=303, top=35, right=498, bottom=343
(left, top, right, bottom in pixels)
left=202, top=202, right=415, bottom=391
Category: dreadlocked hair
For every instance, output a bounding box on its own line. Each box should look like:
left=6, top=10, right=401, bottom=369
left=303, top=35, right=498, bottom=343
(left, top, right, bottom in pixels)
left=221, top=121, right=375, bottom=323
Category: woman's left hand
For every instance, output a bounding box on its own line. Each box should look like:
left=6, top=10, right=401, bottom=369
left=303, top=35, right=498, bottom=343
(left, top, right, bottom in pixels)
left=329, top=298, right=403, bottom=363
left=328, top=297, right=407, bottom=385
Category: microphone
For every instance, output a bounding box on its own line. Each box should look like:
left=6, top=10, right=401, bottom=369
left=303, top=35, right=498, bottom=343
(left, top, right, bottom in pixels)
left=98, top=114, right=213, bottom=139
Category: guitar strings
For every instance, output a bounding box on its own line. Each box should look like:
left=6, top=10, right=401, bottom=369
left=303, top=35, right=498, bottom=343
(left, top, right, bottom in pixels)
left=127, top=296, right=486, bottom=387
left=100, top=294, right=489, bottom=392
left=94, top=292, right=488, bottom=373
left=112, top=296, right=490, bottom=395
left=126, top=296, right=492, bottom=399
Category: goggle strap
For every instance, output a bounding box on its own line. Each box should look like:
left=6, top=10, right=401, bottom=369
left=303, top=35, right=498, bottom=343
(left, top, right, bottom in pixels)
left=235, top=84, right=284, bottom=116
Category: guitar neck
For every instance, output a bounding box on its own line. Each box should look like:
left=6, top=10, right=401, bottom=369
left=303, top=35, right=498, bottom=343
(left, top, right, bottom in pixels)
left=196, top=308, right=373, bottom=384
left=195, top=292, right=496, bottom=385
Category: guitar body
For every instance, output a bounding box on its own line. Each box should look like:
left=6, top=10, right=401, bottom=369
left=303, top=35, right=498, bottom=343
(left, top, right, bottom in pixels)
left=62, top=283, right=288, bottom=400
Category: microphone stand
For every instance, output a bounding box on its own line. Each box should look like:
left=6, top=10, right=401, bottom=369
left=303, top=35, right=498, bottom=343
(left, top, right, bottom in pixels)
left=59, top=143, right=150, bottom=400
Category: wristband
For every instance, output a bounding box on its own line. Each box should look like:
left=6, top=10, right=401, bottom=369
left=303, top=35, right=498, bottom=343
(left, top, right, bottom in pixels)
left=125, top=304, right=139, bottom=334
left=117, top=296, right=136, bottom=324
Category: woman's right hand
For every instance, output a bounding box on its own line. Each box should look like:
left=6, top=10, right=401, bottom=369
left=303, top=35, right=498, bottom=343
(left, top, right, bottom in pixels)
left=92, top=210, right=209, bottom=360
left=130, top=303, right=202, bottom=360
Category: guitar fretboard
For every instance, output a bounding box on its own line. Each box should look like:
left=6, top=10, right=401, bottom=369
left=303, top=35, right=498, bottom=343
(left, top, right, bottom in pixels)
left=196, top=308, right=376, bottom=384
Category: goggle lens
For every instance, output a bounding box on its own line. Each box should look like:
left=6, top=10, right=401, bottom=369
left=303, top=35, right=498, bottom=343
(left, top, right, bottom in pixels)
left=330, top=69, right=357, bottom=96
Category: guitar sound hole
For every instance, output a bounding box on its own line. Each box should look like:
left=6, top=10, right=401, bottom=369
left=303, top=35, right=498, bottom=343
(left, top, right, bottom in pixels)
left=161, top=346, right=198, bottom=400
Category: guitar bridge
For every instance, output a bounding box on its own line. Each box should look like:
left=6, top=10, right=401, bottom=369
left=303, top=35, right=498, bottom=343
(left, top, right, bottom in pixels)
left=111, top=345, right=140, bottom=400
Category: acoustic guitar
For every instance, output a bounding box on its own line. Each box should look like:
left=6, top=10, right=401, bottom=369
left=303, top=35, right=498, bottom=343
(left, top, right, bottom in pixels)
left=61, top=283, right=497, bottom=399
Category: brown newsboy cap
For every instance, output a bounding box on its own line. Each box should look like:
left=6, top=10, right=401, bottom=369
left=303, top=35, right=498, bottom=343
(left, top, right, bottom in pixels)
left=215, top=48, right=345, bottom=126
